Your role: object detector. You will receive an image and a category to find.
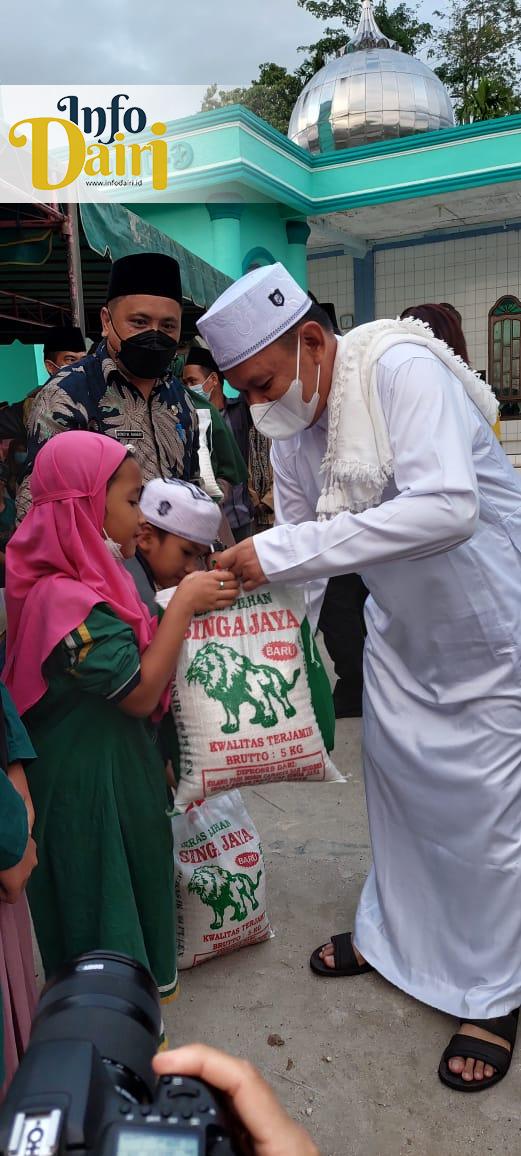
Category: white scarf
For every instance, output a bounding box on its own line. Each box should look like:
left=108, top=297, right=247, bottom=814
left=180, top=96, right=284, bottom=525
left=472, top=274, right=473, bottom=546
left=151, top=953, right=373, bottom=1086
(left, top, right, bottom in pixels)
left=317, top=318, right=499, bottom=519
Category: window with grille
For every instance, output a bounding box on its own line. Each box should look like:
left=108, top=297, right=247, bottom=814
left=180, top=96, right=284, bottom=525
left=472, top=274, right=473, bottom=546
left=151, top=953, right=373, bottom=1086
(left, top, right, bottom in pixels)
left=488, top=296, right=521, bottom=400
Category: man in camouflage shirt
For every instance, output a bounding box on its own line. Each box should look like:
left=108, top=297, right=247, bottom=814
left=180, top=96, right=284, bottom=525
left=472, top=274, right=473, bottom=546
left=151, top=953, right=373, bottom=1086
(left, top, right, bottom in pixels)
left=17, top=253, right=197, bottom=519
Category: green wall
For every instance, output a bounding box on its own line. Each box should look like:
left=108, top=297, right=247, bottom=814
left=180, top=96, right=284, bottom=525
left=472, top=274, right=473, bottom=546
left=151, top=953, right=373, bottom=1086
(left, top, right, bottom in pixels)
left=240, top=205, right=288, bottom=271
left=0, top=342, right=39, bottom=405
left=134, top=202, right=309, bottom=288
left=132, top=204, right=214, bottom=265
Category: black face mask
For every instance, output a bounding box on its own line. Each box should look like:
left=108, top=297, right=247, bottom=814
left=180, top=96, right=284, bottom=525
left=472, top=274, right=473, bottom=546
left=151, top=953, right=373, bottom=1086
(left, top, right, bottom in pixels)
left=109, top=313, right=178, bottom=379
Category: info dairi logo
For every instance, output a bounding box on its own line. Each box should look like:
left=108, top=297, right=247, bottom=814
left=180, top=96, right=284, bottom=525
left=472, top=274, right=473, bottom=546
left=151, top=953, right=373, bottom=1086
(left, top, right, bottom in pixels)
left=8, top=93, right=168, bottom=191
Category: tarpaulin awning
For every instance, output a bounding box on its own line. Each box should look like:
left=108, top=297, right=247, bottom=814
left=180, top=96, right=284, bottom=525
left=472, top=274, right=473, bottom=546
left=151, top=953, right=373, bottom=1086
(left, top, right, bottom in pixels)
left=0, top=201, right=230, bottom=344
left=80, top=203, right=232, bottom=309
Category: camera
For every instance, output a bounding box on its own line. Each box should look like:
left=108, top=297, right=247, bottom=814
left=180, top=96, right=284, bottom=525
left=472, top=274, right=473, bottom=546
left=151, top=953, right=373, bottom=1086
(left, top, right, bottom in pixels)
left=0, top=952, right=246, bottom=1156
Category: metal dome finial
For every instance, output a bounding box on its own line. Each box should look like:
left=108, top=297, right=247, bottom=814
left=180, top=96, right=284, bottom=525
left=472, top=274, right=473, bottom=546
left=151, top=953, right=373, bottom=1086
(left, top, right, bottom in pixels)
left=340, top=0, right=401, bottom=55
left=287, top=0, right=454, bottom=152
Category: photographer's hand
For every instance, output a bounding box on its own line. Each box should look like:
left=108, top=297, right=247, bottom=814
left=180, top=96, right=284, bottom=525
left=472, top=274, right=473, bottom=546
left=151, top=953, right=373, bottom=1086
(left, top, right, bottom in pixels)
left=153, top=1045, right=320, bottom=1156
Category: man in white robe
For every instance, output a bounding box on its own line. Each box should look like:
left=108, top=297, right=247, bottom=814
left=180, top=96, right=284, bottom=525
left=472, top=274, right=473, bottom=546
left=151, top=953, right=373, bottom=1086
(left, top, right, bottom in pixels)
left=198, top=263, right=521, bottom=1093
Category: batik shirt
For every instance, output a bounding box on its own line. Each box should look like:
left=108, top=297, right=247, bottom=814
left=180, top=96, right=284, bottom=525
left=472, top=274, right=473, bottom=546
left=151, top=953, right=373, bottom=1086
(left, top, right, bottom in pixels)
left=17, top=341, right=197, bottom=519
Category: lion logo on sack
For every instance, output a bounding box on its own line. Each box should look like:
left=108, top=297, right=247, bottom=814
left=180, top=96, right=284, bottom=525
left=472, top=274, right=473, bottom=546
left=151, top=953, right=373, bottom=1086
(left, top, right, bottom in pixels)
left=186, top=641, right=301, bottom=733
left=188, top=864, right=262, bottom=929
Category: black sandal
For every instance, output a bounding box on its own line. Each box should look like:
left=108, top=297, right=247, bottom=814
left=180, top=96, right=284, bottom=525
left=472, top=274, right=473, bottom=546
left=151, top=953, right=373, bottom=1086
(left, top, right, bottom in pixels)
left=310, top=932, right=375, bottom=978
left=438, top=1009, right=519, bottom=1092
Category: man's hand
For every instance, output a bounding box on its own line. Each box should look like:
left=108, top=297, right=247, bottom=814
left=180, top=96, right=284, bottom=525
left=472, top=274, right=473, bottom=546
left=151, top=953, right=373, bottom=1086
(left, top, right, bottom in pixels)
left=153, top=1045, right=320, bottom=1156
left=217, top=539, right=268, bottom=592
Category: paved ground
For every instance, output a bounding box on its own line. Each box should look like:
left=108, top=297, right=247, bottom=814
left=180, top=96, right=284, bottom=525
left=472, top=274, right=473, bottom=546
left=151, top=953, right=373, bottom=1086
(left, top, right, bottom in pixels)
left=30, top=664, right=521, bottom=1154
left=165, top=716, right=521, bottom=1156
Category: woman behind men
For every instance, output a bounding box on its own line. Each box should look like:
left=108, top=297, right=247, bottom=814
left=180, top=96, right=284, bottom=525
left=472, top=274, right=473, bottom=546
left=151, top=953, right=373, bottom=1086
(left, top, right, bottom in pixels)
left=400, top=302, right=470, bottom=363
left=400, top=303, right=503, bottom=440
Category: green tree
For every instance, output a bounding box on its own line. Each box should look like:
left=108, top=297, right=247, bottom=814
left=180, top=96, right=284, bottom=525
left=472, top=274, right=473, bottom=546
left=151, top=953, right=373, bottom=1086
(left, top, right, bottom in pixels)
left=200, top=64, right=303, bottom=135
left=201, top=83, right=249, bottom=113
left=200, top=4, right=432, bottom=133
left=201, top=0, right=521, bottom=135
left=431, top=0, right=521, bottom=122
left=296, top=0, right=433, bottom=83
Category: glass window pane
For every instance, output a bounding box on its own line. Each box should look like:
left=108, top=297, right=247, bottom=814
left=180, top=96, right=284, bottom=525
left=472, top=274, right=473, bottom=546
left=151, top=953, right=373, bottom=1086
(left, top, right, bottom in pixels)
left=494, top=322, right=502, bottom=340
left=504, top=320, right=512, bottom=344
left=514, top=320, right=521, bottom=338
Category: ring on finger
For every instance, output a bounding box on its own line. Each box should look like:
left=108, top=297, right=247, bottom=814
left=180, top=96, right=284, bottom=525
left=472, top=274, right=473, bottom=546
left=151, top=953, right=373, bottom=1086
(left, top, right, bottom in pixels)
left=219, top=579, right=225, bottom=590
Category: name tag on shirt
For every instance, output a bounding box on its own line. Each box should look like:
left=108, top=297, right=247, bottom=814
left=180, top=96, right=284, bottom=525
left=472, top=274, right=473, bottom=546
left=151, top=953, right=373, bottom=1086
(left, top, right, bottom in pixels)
left=116, top=430, right=144, bottom=440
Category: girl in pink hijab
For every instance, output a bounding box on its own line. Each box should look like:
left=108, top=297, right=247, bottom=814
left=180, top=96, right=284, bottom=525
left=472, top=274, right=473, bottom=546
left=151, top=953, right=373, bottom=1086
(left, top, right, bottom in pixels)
left=4, top=431, right=238, bottom=1001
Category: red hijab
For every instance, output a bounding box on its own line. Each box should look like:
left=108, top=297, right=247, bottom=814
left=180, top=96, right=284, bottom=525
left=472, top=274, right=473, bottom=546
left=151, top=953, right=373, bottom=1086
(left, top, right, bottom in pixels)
left=4, top=431, right=158, bottom=716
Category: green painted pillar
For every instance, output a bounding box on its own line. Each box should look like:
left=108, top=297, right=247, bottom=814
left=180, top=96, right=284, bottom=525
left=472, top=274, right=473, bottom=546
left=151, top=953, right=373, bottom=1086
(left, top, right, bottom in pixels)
left=206, top=203, right=244, bottom=280
left=285, top=219, right=311, bottom=289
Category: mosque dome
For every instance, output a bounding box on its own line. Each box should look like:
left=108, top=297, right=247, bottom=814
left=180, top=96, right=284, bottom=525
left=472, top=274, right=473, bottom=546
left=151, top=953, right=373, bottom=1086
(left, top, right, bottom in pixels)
left=287, top=0, right=455, bottom=153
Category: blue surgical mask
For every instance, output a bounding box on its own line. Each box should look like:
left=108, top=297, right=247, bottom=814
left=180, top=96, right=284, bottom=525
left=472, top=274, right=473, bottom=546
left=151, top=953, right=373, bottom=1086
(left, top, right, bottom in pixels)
left=188, top=373, right=212, bottom=399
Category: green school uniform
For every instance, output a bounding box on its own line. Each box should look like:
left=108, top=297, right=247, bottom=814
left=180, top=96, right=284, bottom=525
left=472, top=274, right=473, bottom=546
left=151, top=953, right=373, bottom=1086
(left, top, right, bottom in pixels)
left=0, top=775, right=27, bottom=1088
left=24, top=604, right=177, bottom=1002
left=0, top=773, right=27, bottom=871
left=0, top=683, right=35, bottom=1087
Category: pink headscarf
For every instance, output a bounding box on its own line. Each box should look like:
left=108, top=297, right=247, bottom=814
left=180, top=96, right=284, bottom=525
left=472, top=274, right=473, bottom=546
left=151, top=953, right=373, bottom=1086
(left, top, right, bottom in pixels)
left=4, top=431, right=159, bottom=716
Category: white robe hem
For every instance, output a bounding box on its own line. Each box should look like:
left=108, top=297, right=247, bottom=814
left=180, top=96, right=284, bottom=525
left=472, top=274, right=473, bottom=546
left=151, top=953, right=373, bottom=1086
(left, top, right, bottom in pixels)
left=354, top=918, right=521, bottom=1021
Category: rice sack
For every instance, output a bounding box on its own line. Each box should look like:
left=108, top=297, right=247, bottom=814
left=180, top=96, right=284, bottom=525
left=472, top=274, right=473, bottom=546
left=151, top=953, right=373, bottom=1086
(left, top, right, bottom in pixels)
left=173, top=791, right=271, bottom=969
left=157, top=584, right=343, bottom=810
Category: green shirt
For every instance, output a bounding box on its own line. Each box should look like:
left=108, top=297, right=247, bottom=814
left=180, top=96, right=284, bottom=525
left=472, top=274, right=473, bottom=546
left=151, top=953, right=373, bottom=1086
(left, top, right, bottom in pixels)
left=0, top=496, right=15, bottom=551
left=0, top=683, right=34, bottom=870
left=0, top=775, right=27, bottom=871
left=25, top=605, right=176, bottom=997
left=190, top=394, right=248, bottom=485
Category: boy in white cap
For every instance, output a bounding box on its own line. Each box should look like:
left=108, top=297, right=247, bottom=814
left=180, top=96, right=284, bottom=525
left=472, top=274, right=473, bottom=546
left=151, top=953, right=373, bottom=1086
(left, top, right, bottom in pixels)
left=125, top=478, right=222, bottom=615
left=198, top=262, right=521, bottom=1093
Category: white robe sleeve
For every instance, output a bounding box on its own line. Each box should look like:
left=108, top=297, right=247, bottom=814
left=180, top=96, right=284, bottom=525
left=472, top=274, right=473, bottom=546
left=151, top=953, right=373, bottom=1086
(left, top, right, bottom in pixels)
left=271, top=441, right=317, bottom=526
left=254, top=353, right=480, bottom=585
left=270, top=441, right=327, bottom=631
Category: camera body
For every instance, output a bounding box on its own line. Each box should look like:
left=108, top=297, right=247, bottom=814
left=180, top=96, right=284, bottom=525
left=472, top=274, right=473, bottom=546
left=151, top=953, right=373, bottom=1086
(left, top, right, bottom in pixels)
left=0, top=953, right=244, bottom=1156
left=0, top=1041, right=237, bottom=1156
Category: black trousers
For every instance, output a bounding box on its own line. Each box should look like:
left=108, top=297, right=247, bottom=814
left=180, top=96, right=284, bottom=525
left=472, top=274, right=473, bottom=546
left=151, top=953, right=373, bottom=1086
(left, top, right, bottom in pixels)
left=318, top=573, right=368, bottom=711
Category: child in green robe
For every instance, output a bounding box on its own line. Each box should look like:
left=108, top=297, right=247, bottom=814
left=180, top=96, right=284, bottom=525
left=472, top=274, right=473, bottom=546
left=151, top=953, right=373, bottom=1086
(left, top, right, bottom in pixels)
left=3, top=432, right=239, bottom=1004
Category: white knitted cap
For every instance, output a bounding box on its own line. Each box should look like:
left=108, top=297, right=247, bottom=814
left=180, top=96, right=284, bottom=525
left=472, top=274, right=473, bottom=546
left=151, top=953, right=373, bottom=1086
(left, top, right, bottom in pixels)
left=197, top=263, right=311, bottom=371
left=140, top=478, right=221, bottom=546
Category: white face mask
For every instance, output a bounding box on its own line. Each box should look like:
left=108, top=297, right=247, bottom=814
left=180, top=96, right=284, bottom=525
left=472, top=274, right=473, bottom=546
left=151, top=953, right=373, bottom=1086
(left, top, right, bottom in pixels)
left=188, top=373, right=212, bottom=399
left=103, top=527, right=125, bottom=562
left=250, top=332, right=321, bottom=440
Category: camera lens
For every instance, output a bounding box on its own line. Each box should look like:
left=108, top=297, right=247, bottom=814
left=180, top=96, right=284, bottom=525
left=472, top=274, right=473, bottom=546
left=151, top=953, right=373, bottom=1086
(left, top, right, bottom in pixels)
left=28, top=952, right=162, bottom=1101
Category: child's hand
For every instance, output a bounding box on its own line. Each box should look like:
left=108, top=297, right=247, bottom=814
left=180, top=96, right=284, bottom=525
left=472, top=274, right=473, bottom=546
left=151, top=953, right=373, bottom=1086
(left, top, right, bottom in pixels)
left=175, top=569, right=240, bottom=615
left=0, top=835, right=37, bottom=904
